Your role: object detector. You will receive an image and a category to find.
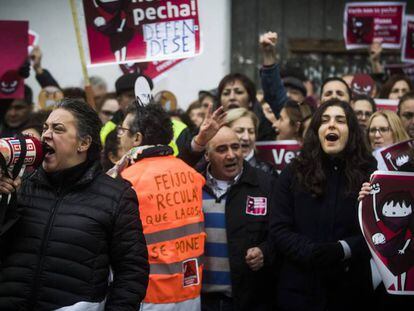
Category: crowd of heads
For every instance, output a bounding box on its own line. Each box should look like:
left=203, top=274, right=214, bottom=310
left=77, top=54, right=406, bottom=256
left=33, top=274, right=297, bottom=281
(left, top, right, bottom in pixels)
left=1, top=41, right=414, bottom=175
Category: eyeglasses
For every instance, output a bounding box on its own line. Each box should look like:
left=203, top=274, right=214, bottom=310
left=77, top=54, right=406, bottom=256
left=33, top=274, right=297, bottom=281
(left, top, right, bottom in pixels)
left=401, top=112, right=414, bottom=120
left=101, top=110, right=116, bottom=117
left=368, top=127, right=391, bottom=135
left=117, top=126, right=133, bottom=136
left=355, top=110, right=372, bottom=118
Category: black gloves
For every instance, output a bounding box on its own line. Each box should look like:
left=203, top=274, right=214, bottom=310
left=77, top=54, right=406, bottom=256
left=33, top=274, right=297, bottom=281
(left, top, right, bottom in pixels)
left=311, top=242, right=344, bottom=267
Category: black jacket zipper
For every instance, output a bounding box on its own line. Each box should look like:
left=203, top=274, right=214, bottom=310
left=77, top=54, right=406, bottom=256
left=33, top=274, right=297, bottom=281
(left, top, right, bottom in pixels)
left=28, top=193, right=64, bottom=310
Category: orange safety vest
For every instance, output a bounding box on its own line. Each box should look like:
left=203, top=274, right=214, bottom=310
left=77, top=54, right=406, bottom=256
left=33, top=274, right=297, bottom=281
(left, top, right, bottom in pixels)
left=121, top=155, right=206, bottom=304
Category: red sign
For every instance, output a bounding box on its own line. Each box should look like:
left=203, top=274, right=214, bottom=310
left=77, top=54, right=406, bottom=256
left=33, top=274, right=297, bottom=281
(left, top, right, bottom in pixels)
left=0, top=20, right=28, bottom=100
left=119, top=58, right=187, bottom=82
left=373, top=139, right=414, bottom=171
left=374, top=98, right=399, bottom=112
left=385, top=63, right=414, bottom=85
left=359, top=171, right=414, bottom=294
left=402, top=15, right=414, bottom=63
left=255, top=140, right=301, bottom=173
left=82, top=0, right=201, bottom=66
left=343, top=2, right=406, bottom=50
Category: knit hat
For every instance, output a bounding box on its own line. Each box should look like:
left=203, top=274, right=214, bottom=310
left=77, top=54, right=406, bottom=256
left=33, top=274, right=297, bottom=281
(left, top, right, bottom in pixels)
left=283, top=77, right=307, bottom=97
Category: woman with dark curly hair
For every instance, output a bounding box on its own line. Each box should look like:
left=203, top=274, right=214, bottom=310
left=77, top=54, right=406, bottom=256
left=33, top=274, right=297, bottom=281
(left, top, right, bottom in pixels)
left=270, top=99, right=377, bottom=310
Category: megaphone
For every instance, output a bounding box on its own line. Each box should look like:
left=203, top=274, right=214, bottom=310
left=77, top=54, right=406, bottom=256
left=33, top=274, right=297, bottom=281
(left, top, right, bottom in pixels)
left=0, top=135, right=44, bottom=176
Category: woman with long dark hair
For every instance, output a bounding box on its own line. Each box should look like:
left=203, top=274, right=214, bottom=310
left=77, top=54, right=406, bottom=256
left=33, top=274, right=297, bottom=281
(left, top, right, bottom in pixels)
left=270, top=99, right=376, bottom=310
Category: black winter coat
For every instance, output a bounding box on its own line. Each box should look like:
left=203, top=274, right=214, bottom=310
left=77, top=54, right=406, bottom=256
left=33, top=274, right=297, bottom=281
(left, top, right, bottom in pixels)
left=270, top=160, right=375, bottom=311
left=0, top=161, right=149, bottom=310
left=203, top=162, right=277, bottom=311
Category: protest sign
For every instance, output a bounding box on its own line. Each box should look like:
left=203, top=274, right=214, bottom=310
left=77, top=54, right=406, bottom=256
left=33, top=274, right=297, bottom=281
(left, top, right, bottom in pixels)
left=374, top=98, right=399, bottom=112
left=82, top=0, right=201, bottom=66
left=119, top=58, right=187, bottom=82
left=0, top=20, right=28, bottom=100
left=373, top=139, right=414, bottom=171
left=255, top=140, right=301, bottom=173
left=402, top=15, right=414, bottom=63
left=385, top=63, right=414, bottom=84
left=359, top=170, right=414, bottom=294
left=343, top=2, right=406, bottom=50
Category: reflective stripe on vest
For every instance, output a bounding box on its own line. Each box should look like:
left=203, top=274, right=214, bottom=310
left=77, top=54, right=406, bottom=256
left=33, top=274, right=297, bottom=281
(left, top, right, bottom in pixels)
left=169, top=119, right=187, bottom=156
left=121, top=156, right=205, bottom=304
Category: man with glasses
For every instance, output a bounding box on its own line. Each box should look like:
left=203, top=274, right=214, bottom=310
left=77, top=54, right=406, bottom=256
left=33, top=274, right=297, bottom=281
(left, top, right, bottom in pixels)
left=111, top=103, right=206, bottom=311
left=398, top=92, right=414, bottom=138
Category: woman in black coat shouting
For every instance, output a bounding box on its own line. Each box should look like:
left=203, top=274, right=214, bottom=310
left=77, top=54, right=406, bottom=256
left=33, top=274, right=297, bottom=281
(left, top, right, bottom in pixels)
left=0, top=99, right=148, bottom=310
left=270, top=99, right=376, bottom=311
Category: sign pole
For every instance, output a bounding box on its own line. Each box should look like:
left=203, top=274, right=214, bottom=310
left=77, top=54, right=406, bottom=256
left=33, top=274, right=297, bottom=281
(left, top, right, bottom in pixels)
left=69, top=0, right=96, bottom=109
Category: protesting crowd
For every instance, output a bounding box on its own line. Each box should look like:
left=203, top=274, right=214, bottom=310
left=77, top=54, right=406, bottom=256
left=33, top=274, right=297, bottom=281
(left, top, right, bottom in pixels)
left=1, top=3, right=414, bottom=310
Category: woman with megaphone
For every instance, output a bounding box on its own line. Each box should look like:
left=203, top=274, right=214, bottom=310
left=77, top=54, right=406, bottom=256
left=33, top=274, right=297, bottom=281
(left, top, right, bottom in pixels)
left=0, top=98, right=149, bottom=310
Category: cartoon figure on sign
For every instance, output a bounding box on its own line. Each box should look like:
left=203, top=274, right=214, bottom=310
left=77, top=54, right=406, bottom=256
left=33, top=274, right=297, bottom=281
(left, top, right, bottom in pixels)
left=92, top=0, right=134, bottom=62
left=370, top=184, right=414, bottom=291
left=0, top=70, right=22, bottom=95
left=350, top=74, right=375, bottom=97
left=350, top=16, right=373, bottom=43
left=385, top=152, right=410, bottom=171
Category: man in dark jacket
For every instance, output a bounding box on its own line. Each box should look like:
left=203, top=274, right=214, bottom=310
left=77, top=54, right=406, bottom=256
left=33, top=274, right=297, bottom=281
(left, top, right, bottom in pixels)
left=201, top=126, right=276, bottom=311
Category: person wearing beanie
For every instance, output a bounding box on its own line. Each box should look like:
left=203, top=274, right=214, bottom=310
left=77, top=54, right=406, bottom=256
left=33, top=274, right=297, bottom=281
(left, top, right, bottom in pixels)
left=283, top=76, right=307, bottom=103
left=0, top=85, right=34, bottom=138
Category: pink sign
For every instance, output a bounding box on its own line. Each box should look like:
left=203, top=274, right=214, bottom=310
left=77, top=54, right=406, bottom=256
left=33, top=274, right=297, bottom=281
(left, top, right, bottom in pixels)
left=119, top=58, right=186, bottom=82
left=374, top=98, right=399, bottom=112
left=0, top=20, right=28, bottom=100
left=343, top=2, right=406, bottom=50
left=359, top=171, right=414, bottom=295
left=82, top=0, right=201, bottom=66
left=255, top=140, right=301, bottom=173
left=402, top=15, right=414, bottom=63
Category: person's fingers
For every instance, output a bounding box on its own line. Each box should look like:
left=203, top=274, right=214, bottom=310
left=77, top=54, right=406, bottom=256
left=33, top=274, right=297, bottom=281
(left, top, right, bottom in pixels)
left=205, top=102, right=213, bottom=119
left=211, top=106, right=224, bottom=119
left=14, top=177, right=22, bottom=189
left=0, top=179, right=16, bottom=194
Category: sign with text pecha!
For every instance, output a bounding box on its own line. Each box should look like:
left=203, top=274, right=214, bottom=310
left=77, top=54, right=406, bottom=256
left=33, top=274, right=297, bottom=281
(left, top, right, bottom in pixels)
left=82, top=0, right=201, bottom=66
left=343, top=1, right=406, bottom=50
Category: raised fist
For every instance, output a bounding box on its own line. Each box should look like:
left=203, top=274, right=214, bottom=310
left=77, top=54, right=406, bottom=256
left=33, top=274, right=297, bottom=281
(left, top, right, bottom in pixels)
left=370, top=183, right=381, bottom=195
left=259, top=32, right=278, bottom=51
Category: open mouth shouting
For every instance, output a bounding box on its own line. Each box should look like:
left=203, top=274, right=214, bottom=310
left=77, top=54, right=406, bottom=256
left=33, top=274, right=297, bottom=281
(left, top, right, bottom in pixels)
left=227, top=102, right=241, bottom=110
left=43, top=143, right=56, bottom=159
left=325, top=133, right=339, bottom=142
